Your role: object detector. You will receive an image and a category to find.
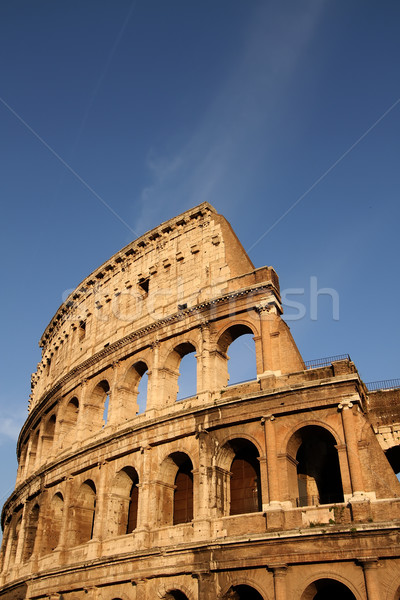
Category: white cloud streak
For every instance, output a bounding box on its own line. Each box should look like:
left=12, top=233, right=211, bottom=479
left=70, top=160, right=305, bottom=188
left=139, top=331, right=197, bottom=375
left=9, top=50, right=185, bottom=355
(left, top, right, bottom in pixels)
left=132, top=0, right=328, bottom=234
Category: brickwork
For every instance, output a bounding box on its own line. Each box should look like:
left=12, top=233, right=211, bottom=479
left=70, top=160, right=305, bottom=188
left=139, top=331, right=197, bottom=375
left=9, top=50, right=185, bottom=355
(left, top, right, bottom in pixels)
left=0, top=203, right=399, bottom=600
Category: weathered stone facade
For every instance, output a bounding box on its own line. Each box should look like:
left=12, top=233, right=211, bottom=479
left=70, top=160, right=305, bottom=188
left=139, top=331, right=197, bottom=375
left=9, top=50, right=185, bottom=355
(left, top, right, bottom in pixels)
left=1, top=203, right=399, bottom=600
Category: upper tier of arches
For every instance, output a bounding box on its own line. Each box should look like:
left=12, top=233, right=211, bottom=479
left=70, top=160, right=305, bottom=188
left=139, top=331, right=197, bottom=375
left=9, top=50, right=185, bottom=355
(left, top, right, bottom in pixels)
left=17, top=310, right=304, bottom=483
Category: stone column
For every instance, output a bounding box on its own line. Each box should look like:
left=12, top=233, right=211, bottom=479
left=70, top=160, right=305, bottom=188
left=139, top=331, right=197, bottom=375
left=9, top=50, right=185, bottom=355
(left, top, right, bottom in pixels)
left=262, top=416, right=285, bottom=529
left=58, top=477, right=73, bottom=552
left=194, top=571, right=213, bottom=600
left=193, top=429, right=212, bottom=538
left=92, top=461, right=108, bottom=541
left=14, top=504, right=28, bottom=566
left=198, top=321, right=210, bottom=396
left=148, top=340, right=160, bottom=410
left=258, top=456, right=269, bottom=509
left=256, top=297, right=282, bottom=376
left=75, top=379, right=88, bottom=442
left=133, top=579, right=148, bottom=599
left=137, top=445, right=152, bottom=542
left=338, top=398, right=364, bottom=496
left=262, top=416, right=280, bottom=504
left=361, top=559, right=381, bottom=600
left=271, top=564, right=287, bottom=600
left=105, top=361, right=120, bottom=426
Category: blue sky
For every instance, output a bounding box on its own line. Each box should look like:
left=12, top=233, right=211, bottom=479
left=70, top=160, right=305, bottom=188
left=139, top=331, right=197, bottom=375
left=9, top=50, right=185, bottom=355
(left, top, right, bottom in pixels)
left=0, top=1, right=399, bottom=509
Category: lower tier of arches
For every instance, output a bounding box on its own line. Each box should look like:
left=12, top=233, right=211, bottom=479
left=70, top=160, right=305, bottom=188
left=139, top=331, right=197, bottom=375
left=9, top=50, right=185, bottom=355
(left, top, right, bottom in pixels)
left=0, top=555, right=399, bottom=600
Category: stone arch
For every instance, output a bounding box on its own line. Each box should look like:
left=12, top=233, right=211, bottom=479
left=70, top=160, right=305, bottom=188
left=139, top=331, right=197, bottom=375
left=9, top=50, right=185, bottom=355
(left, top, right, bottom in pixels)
left=163, top=342, right=198, bottom=403
left=164, top=591, right=191, bottom=600
left=108, top=466, right=139, bottom=537
left=41, top=491, right=64, bottom=555
left=217, top=433, right=263, bottom=470
left=286, top=425, right=344, bottom=507
left=120, top=359, right=150, bottom=416
left=221, top=579, right=266, bottom=600
left=300, top=577, right=359, bottom=599
left=157, top=452, right=194, bottom=526
left=22, top=502, right=40, bottom=561
left=40, top=413, right=57, bottom=460
left=392, top=583, right=400, bottom=600
left=217, top=438, right=262, bottom=516
left=158, top=581, right=194, bottom=600
left=70, top=479, right=97, bottom=546
left=28, top=426, right=41, bottom=473
left=17, top=440, right=29, bottom=481
left=7, top=512, right=22, bottom=568
left=280, top=419, right=342, bottom=455
left=0, top=516, right=11, bottom=572
left=59, top=396, right=79, bottom=450
left=215, top=322, right=258, bottom=388
left=88, top=379, right=111, bottom=432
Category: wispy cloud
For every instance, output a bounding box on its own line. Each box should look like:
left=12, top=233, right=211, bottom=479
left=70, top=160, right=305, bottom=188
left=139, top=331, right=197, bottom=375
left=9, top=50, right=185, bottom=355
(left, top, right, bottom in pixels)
left=0, top=412, right=25, bottom=443
left=131, top=0, right=328, bottom=234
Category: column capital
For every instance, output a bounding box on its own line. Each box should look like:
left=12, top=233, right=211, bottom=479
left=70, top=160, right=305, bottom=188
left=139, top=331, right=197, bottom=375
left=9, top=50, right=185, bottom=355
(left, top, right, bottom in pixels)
left=261, top=414, right=275, bottom=424
left=359, top=557, right=379, bottom=569
left=338, top=399, right=353, bottom=410
left=269, top=563, right=288, bottom=575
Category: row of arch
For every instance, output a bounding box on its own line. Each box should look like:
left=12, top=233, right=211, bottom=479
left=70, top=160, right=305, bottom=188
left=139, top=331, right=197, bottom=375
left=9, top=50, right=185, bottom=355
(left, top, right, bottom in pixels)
left=2, top=427, right=346, bottom=574
left=160, top=581, right=359, bottom=600
left=18, top=324, right=258, bottom=481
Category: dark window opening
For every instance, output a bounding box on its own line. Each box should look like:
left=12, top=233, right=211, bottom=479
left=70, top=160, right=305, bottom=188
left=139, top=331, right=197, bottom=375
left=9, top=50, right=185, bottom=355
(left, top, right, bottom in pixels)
left=166, top=592, right=189, bottom=600
left=138, top=277, right=149, bottom=294
left=230, top=441, right=261, bottom=515
left=311, top=579, right=356, bottom=600
left=173, top=459, right=193, bottom=524
left=126, top=481, right=139, bottom=533
left=295, top=426, right=343, bottom=506
left=229, top=585, right=264, bottom=600
left=78, top=320, right=86, bottom=341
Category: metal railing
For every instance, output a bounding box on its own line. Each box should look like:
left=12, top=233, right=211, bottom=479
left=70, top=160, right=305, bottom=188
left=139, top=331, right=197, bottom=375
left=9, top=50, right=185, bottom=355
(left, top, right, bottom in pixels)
left=304, top=354, right=350, bottom=369
left=366, top=379, right=400, bottom=392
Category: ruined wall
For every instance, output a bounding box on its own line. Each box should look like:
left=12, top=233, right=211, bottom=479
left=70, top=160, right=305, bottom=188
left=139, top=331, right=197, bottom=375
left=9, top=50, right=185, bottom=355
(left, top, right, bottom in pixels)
left=1, top=204, right=399, bottom=600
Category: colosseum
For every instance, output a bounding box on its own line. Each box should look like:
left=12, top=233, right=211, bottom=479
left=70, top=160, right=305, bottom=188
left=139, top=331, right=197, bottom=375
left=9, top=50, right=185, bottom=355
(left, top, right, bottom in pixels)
left=1, top=202, right=400, bottom=600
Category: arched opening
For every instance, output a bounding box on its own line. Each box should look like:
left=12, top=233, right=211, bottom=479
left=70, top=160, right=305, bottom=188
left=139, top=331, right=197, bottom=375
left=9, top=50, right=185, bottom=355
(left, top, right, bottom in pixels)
left=158, top=452, right=194, bottom=526
left=108, top=466, right=139, bottom=537
left=176, top=351, right=197, bottom=400
left=137, top=368, right=149, bottom=414
left=301, top=578, right=356, bottom=600
left=0, top=517, right=11, bottom=571
left=59, top=397, right=79, bottom=449
left=41, top=414, right=56, bottom=459
left=23, top=504, right=40, bottom=561
left=165, top=591, right=189, bottom=600
left=28, top=428, right=40, bottom=472
left=41, top=492, right=64, bottom=555
left=227, top=585, right=264, bottom=599
left=173, top=456, right=194, bottom=524
left=385, top=446, right=400, bottom=478
left=18, top=442, right=28, bottom=480
left=217, top=324, right=257, bottom=388
left=287, top=426, right=344, bottom=506
left=229, top=439, right=261, bottom=515
left=89, top=380, right=110, bottom=432
left=7, top=512, right=22, bottom=568
left=7, top=513, right=21, bottom=567
left=163, top=343, right=197, bottom=403
left=122, top=361, right=149, bottom=416
left=71, top=480, right=96, bottom=545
